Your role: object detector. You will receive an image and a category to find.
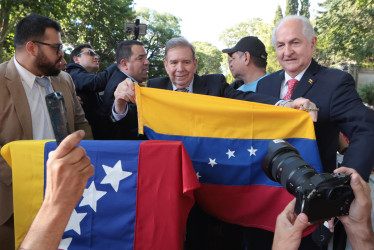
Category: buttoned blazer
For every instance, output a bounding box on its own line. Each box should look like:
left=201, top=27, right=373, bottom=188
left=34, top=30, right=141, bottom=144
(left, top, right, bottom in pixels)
left=0, top=57, right=92, bottom=225
left=257, top=59, right=374, bottom=179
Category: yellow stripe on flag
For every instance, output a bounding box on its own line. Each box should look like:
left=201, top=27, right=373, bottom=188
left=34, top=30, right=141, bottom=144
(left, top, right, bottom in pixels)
left=135, top=84, right=316, bottom=140
left=1, top=140, right=51, bottom=249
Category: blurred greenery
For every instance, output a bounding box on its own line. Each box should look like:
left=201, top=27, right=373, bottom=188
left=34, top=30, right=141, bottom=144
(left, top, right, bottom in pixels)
left=358, top=83, right=374, bottom=105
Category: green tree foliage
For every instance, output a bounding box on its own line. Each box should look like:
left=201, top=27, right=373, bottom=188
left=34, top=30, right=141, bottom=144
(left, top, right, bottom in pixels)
left=274, top=5, right=284, bottom=25
left=299, top=0, right=310, bottom=18
left=0, top=0, right=71, bottom=62
left=285, top=0, right=299, bottom=16
left=62, top=0, right=135, bottom=70
left=0, top=0, right=135, bottom=67
left=219, top=18, right=281, bottom=82
left=358, top=83, right=374, bottom=105
left=315, top=0, right=374, bottom=66
left=136, top=8, right=182, bottom=78
left=193, top=42, right=222, bottom=75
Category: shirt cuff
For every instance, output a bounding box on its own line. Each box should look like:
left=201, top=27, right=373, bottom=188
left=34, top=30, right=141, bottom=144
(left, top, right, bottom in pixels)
left=111, top=104, right=128, bottom=121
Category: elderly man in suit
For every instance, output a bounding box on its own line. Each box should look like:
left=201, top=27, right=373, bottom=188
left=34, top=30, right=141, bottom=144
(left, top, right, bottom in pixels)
left=257, top=15, right=374, bottom=180
left=0, top=14, right=92, bottom=250
left=254, top=15, right=374, bottom=250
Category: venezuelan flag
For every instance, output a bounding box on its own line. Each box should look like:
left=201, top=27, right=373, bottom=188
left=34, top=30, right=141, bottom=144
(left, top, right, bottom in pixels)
left=135, top=84, right=323, bottom=232
left=2, top=140, right=199, bottom=250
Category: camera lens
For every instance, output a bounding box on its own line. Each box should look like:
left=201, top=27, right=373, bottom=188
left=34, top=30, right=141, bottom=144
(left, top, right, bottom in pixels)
left=262, top=140, right=318, bottom=195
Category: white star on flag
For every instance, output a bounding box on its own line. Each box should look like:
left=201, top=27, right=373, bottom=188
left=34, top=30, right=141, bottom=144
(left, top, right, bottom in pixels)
left=64, top=209, right=87, bottom=235
left=101, top=160, right=132, bottom=192
left=208, top=158, right=218, bottom=167
left=79, top=181, right=107, bottom=212
left=248, top=146, right=258, bottom=156
left=196, top=172, right=202, bottom=179
left=226, top=149, right=235, bottom=159
left=58, top=237, right=72, bottom=250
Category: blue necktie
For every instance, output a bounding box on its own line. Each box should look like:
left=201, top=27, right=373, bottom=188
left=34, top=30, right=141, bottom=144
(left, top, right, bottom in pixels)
left=35, top=77, right=53, bottom=94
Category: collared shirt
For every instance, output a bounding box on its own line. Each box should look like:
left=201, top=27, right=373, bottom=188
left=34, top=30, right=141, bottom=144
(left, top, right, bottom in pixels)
left=279, top=62, right=311, bottom=99
left=237, top=73, right=270, bottom=92
left=171, top=79, right=194, bottom=93
left=14, top=57, right=55, bottom=140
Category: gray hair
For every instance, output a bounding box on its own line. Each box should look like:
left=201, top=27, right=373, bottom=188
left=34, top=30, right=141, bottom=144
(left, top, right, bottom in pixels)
left=165, top=37, right=196, bottom=60
left=271, top=15, right=316, bottom=47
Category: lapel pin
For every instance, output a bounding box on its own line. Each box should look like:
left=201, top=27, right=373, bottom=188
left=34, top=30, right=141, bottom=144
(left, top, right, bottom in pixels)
left=308, top=79, right=313, bottom=84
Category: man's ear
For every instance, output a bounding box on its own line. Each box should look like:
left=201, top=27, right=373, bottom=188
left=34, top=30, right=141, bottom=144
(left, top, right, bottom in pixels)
left=244, top=52, right=251, bottom=66
left=120, top=59, right=129, bottom=69
left=25, top=41, right=38, bottom=56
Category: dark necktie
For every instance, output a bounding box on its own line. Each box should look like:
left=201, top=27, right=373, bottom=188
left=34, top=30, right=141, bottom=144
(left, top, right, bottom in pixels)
left=284, top=79, right=298, bottom=100
left=35, top=77, right=53, bottom=94
left=175, top=88, right=189, bottom=93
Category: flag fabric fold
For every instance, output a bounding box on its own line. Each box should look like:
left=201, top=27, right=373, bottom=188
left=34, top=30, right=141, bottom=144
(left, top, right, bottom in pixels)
left=135, top=84, right=323, bottom=232
left=2, top=139, right=199, bottom=250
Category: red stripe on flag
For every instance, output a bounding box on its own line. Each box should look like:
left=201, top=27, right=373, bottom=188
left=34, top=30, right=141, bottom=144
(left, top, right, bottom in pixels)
left=195, top=184, right=316, bottom=236
left=134, top=140, right=200, bottom=250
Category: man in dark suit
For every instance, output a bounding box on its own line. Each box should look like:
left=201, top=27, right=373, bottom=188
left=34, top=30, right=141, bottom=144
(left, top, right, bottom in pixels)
left=257, top=15, right=374, bottom=180
left=0, top=14, right=92, bottom=250
left=100, top=40, right=149, bottom=139
left=256, top=15, right=374, bottom=250
left=66, top=44, right=117, bottom=139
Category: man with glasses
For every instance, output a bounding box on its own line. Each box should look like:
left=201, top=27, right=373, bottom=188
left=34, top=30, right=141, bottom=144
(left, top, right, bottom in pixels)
left=67, top=44, right=117, bottom=139
left=0, top=14, right=92, bottom=250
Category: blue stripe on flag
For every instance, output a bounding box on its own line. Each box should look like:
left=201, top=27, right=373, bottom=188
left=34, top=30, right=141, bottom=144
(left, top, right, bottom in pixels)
left=144, top=127, right=323, bottom=187
left=44, top=140, right=143, bottom=250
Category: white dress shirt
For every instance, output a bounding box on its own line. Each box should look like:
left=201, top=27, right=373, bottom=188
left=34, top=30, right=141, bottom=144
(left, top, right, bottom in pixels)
left=14, top=58, right=55, bottom=139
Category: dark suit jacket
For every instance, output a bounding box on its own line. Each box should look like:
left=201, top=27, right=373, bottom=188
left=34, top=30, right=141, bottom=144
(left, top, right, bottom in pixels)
left=101, top=68, right=143, bottom=140
left=257, top=59, right=374, bottom=179
left=147, top=74, right=279, bottom=104
left=66, top=63, right=116, bottom=139
left=0, top=57, right=92, bottom=225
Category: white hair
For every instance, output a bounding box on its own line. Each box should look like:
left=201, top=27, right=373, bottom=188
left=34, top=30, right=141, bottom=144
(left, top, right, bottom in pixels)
left=271, top=15, right=316, bottom=47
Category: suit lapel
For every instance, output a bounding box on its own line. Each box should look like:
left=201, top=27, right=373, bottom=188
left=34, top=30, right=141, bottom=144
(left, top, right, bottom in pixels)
left=292, top=60, right=319, bottom=99
left=272, top=71, right=284, bottom=97
left=166, top=80, right=173, bottom=90
left=5, top=58, right=33, bottom=139
left=191, top=74, right=208, bottom=94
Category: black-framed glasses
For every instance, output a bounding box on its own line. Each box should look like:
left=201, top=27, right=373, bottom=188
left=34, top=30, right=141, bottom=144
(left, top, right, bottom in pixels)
left=32, top=41, right=63, bottom=55
left=76, top=50, right=100, bottom=58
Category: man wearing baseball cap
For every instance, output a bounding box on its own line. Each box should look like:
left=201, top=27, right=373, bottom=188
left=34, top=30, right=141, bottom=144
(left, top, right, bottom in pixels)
left=222, top=36, right=269, bottom=92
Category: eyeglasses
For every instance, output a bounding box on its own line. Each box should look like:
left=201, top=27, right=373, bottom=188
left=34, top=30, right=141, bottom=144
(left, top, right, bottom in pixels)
left=32, top=41, right=63, bottom=55
left=76, top=50, right=100, bottom=58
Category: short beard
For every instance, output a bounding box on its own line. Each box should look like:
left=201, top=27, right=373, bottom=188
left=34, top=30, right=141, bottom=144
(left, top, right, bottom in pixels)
left=35, top=51, right=61, bottom=76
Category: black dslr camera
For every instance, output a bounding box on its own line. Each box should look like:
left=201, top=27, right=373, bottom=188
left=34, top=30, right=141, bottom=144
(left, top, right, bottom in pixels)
left=262, top=139, right=354, bottom=222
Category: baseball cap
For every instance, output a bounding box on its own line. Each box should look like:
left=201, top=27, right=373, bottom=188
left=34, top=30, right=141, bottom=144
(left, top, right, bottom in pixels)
left=222, top=36, right=267, bottom=60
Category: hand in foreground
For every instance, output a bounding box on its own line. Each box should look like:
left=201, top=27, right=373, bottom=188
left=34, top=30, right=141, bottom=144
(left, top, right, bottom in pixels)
left=20, top=130, right=94, bottom=250
left=45, top=130, right=94, bottom=210
left=284, top=97, right=318, bottom=122
left=334, top=167, right=374, bottom=249
left=114, top=78, right=136, bottom=114
left=272, top=199, right=311, bottom=250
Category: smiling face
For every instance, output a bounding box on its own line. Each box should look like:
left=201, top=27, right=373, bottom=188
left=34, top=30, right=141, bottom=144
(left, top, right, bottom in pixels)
left=164, top=46, right=197, bottom=89
left=275, top=19, right=316, bottom=78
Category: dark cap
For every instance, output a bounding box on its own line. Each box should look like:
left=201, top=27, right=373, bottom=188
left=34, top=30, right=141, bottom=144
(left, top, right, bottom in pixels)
left=222, top=36, right=267, bottom=60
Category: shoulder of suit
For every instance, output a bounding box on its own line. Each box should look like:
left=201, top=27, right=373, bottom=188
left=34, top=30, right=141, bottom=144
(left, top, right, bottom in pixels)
left=199, top=74, right=225, bottom=80
left=147, top=76, right=170, bottom=87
